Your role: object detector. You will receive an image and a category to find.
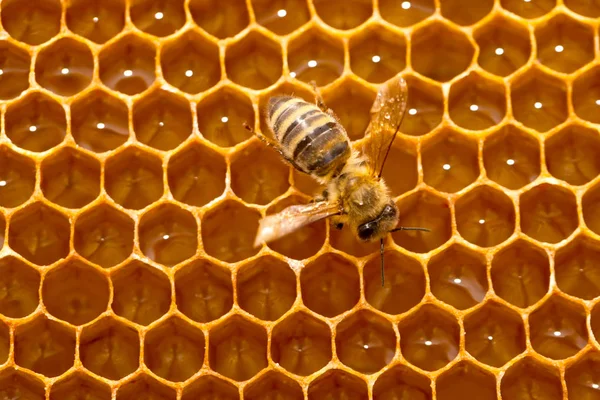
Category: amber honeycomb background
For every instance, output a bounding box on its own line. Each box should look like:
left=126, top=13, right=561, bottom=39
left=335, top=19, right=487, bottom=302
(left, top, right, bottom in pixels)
left=1, top=0, right=600, bottom=398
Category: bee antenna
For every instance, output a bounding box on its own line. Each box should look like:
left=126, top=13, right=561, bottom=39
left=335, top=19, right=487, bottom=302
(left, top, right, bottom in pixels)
left=380, top=238, right=385, bottom=287
left=390, top=226, right=431, bottom=233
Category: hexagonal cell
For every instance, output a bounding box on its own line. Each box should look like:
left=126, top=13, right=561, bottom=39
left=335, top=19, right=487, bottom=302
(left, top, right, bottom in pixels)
left=225, top=31, right=282, bottom=90
left=42, top=259, right=110, bottom=325
left=182, top=376, right=239, bottom=400
left=49, top=372, right=111, bottom=400
left=510, top=69, right=568, bottom=132
left=133, top=90, right=193, bottom=151
left=584, top=183, right=600, bottom=236
left=464, top=301, right=526, bottom=367
left=491, top=240, right=550, bottom=308
left=209, top=315, right=267, bottom=381
left=98, top=34, right=156, bottom=96
left=392, top=191, right=452, bottom=253
left=167, top=143, right=226, bottom=207
left=422, top=129, right=479, bottom=193
left=175, top=260, right=232, bottom=323
left=161, top=31, right=219, bottom=94
left=41, top=147, right=101, bottom=209
left=520, top=183, right=578, bottom=244
left=565, top=0, right=600, bottom=17
left=0, top=256, right=40, bottom=318
left=437, top=362, right=496, bottom=400
left=364, top=251, right=425, bottom=315
left=0, top=320, right=8, bottom=364
left=71, top=90, right=129, bottom=153
left=271, top=311, right=331, bottom=376
left=373, top=365, right=431, bottom=399
left=9, top=202, right=70, bottom=266
left=116, top=374, right=176, bottom=400
left=231, top=142, right=289, bottom=205
left=475, top=15, right=531, bottom=77
left=483, top=125, right=540, bottom=190
left=321, top=78, right=376, bottom=140
left=546, top=125, right=600, bottom=186
left=201, top=200, right=260, bottom=263
left=244, top=371, right=303, bottom=400
left=448, top=72, right=506, bottom=130
left=349, top=25, right=406, bottom=84
left=0, top=146, right=35, bottom=208
left=66, top=0, right=125, bottom=44
left=0, top=369, right=45, bottom=400
left=401, top=75, right=443, bottom=137
left=313, top=0, right=371, bottom=30
left=237, top=255, right=296, bottom=321
left=35, top=38, right=93, bottom=97
left=307, top=369, right=368, bottom=400
left=379, top=0, right=434, bottom=27
left=535, top=14, right=594, bottom=74
left=139, top=203, right=198, bottom=267
left=1, top=0, right=60, bottom=45
left=266, top=196, right=326, bottom=259
left=80, top=316, right=140, bottom=380
left=398, top=304, right=460, bottom=371
left=251, top=0, right=310, bottom=36
left=301, top=253, right=360, bottom=318
left=0, top=41, right=30, bottom=99
left=501, top=0, right=556, bottom=19
left=130, top=0, right=185, bottom=37
left=456, top=185, right=516, bottom=248
left=336, top=310, right=396, bottom=374
left=5, top=92, right=66, bottom=152
left=84, top=220, right=134, bottom=265
left=411, top=21, right=474, bottom=82
left=111, top=260, right=171, bottom=326
left=565, top=351, right=600, bottom=399
left=144, top=317, right=205, bottom=382
left=197, top=86, right=254, bottom=147
left=501, top=357, right=562, bottom=400
left=14, top=315, right=75, bottom=377
left=428, top=244, right=487, bottom=310
left=573, top=66, right=600, bottom=124
left=529, top=296, right=588, bottom=360
left=555, top=236, right=600, bottom=301
left=189, top=0, right=249, bottom=39
left=440, top=0, right=493, bottom=26
left=105, top=147, right=164, bottom=210
left=288, top=27, right=344, bottom=87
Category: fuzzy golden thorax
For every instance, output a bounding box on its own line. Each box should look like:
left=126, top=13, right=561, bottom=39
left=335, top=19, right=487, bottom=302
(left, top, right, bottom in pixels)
left=328, top=153, right=399, bottom=242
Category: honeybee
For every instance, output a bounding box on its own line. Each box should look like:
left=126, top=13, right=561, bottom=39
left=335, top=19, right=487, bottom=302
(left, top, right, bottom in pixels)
left=244, top=74, right=429, bottom=286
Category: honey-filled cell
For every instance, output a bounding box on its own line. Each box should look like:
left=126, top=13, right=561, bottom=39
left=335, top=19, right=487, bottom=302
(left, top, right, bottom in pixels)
left=1, top=0, right=598, bottom=395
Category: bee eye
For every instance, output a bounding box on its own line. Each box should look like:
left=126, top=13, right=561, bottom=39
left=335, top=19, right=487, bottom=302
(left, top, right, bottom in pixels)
left=382, top=204, right=396, bottom=217
left=358, top=221, right=377, bottom=240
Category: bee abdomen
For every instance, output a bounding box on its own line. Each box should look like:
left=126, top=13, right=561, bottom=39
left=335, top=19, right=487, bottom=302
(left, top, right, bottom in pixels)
left=267, top=96, right=350, bottom=177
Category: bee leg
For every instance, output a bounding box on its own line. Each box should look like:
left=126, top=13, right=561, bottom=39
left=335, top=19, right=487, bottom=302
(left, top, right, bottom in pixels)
left=310, top=80, right=330, bottom=112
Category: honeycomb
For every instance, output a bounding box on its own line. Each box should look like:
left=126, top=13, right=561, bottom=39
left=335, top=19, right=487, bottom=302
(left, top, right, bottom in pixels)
left=0, top=0, right=600, bottom=398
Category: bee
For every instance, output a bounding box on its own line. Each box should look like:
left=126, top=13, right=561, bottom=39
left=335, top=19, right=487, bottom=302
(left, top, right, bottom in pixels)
left=244, top=74, right=429, bottom=286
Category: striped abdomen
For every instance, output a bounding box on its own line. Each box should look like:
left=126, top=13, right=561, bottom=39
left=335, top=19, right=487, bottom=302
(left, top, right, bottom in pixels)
left=267, top=95, right=351, bottom=178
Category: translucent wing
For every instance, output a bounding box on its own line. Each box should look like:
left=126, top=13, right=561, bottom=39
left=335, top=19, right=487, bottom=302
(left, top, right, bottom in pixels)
left=254, top=201, right=340, bottom=247
left=362, top=74, right=409, bottom=177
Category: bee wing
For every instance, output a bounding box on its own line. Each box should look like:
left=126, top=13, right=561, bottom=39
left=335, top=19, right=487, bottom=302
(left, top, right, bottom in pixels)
left=254, top=201, right=340, bottom=247
left=362, top=74, right=408, bottom=178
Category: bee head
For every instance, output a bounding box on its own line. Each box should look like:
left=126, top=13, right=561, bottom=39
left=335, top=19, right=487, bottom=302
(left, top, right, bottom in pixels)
left=356, top=202, right=399, bottom=242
